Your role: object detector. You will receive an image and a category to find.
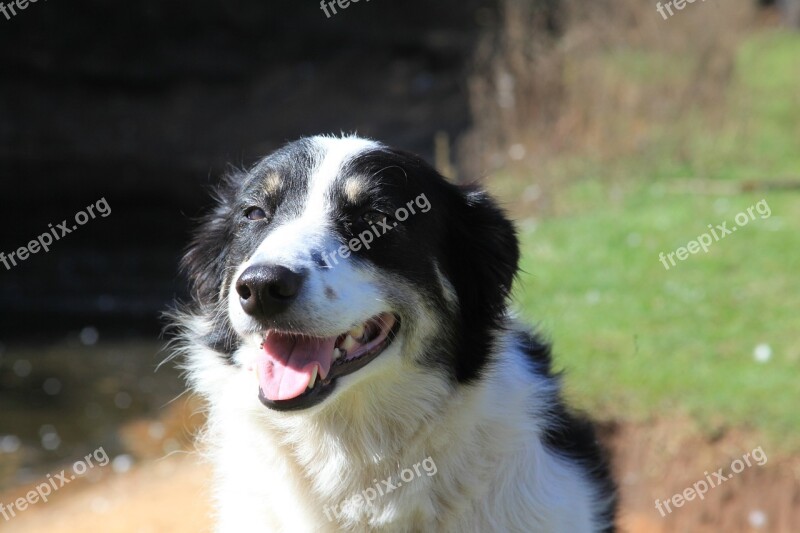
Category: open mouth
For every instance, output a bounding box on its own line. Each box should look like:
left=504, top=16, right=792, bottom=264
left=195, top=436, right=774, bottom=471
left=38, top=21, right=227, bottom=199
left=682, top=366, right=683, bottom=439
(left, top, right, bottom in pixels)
left=255, top=313, right=400, bottom=411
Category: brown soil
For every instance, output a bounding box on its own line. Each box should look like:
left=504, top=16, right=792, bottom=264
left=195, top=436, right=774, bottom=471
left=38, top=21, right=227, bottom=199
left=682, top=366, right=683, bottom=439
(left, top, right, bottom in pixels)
left=1, top=454, right=212, bottom=533
left=607, top=419, right=800, bottom=533
left=2, top=419, right=798, bottom=532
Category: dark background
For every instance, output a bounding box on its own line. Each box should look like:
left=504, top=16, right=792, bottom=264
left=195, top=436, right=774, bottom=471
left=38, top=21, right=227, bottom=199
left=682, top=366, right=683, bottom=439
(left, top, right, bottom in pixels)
left=0, top=0, right=494, bottom=340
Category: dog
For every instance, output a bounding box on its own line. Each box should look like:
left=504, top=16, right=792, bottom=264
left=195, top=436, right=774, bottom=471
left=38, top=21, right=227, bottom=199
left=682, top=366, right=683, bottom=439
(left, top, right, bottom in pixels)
left=172, top=135, right=617, bottom=532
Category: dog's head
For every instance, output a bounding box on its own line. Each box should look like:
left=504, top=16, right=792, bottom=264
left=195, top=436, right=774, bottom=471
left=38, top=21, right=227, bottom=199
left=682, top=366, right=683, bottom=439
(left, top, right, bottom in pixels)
left=181, top=135, right=518, bottom=413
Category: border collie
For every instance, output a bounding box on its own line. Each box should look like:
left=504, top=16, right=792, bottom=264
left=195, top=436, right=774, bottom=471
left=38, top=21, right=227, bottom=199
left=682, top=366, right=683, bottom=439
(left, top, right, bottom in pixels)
left=172, top=135, right=617, bottom=532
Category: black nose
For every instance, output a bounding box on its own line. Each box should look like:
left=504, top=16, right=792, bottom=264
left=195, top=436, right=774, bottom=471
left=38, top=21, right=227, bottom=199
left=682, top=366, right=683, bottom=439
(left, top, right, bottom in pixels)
left=235, top=265, right=306, bottom=318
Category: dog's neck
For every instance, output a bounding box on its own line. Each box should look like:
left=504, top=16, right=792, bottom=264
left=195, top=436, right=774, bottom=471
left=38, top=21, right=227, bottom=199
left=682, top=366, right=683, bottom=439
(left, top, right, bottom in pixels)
left=201, top=325, right=547, bottom=530
left=245, top=331, right=536, bottom=529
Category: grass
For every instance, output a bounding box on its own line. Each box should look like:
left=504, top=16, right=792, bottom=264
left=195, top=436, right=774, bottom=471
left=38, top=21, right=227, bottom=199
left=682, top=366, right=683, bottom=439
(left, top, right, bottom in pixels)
left=497, top=30, right=800, bottom=451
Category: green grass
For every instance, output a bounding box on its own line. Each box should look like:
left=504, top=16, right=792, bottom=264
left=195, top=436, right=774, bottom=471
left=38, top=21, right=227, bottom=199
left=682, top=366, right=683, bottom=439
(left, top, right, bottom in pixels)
left=502, top=30, right=800, bottom=450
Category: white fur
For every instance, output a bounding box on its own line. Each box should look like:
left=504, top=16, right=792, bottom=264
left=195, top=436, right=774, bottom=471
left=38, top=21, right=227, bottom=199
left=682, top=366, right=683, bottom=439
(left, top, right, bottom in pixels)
left=185, top=321, right=606, bottom=532
left=180, top=136, right=611, bottom=532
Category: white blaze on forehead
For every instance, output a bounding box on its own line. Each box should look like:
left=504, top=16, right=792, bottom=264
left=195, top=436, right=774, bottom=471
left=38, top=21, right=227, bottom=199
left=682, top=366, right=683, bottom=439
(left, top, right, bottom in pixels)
left=249, top=135, right=381, bottom=266
left=304, top=135, right=381, bottom=218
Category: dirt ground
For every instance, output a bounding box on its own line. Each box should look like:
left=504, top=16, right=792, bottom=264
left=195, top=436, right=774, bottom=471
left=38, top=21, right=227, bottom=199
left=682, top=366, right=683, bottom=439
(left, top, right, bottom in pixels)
left=1, top=454, right=212, bottom=533
left=605, top=420, right=800, bottom=532
left=2, top=419, right=798, bottom=532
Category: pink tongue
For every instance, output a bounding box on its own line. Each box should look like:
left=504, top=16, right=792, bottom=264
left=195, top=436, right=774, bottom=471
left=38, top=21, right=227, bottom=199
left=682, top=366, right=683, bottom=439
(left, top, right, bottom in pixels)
left=256, top=332, right=336, bottom=401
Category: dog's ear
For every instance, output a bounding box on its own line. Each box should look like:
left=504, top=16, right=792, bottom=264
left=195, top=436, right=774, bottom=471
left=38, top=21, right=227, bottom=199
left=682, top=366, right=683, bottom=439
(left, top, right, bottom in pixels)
left=440, top=186, right=519, bottom=381
left=182, top=172, right=242, bottom=306
left=443, top=186, right=519, bottom=314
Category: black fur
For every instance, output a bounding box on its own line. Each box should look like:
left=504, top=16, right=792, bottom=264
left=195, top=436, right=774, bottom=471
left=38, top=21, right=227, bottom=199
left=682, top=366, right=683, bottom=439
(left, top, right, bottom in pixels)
left=439, top=186, right=519, bottom=382
left=345, top=148, right=520, bottom=383
left=182, top=171, right=242, bottom=307
left=517, top=330, right=618, bottom=532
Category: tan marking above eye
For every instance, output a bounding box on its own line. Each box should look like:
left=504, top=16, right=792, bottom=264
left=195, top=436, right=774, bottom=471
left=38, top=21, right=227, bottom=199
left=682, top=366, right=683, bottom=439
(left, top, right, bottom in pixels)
left=263, top=174, right=283, bottom=195
left=343, top=178, right=366, bottom=204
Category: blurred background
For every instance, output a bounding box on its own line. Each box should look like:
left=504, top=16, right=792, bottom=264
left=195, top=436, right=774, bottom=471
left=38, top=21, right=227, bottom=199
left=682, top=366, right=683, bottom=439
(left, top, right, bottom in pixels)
left=0, top=0, right=798, bottom=531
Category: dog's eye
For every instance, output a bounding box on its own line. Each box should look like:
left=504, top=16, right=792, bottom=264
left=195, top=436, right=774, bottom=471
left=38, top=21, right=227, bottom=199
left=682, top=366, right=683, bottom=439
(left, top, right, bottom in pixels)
left=244, top=206, right=268, bottom=221
left=361, top=211, right=392, bottom=226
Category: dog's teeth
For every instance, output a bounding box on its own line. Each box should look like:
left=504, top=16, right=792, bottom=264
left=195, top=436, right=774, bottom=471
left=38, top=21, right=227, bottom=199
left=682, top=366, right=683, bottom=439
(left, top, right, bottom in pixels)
left=341, top=335, right=358, bottom=351
left=333, top=348, right=343, bottom=361
left=349, top=324, right=365, bottom=340
left=308, top=366, right=318, bottom=389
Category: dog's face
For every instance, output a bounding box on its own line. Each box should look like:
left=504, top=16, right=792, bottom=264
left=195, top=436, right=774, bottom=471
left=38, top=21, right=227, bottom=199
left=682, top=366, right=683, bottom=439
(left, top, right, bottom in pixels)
left=183, top=136, right=519, bottom=413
